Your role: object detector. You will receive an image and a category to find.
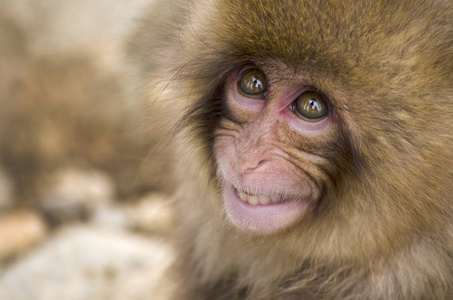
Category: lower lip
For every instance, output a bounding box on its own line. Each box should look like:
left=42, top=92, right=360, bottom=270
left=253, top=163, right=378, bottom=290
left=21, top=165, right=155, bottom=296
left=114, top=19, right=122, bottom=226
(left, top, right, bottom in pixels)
left=222, top=184, right=310, bottom=234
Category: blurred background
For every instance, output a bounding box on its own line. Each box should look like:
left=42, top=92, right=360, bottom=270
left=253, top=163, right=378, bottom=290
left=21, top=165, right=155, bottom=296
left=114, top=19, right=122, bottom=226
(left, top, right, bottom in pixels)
left=0, top=1, right=175, bottom=299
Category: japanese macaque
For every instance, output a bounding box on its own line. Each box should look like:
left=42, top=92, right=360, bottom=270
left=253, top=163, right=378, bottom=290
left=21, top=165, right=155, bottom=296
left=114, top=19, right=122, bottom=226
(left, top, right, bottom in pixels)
left=130, top=0, right=453, bottom=299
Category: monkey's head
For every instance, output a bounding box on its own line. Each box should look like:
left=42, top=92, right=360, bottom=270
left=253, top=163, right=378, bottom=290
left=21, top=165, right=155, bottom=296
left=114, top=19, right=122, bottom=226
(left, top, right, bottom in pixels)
left=149, top=0, right=453, bottom=261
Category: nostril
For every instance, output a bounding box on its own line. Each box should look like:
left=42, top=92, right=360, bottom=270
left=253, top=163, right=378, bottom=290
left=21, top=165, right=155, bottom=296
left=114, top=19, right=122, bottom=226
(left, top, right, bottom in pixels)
left=255, top=159, right=267, bottom=169
left=235, top=156, right=269, bottom=174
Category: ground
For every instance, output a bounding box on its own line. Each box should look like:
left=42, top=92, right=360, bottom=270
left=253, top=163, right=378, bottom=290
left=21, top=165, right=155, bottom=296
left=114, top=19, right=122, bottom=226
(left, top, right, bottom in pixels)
left=0, top=1, right=174, bottom=299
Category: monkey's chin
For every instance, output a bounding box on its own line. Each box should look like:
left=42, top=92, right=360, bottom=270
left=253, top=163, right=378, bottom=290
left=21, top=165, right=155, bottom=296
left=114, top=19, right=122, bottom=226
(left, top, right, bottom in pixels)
left=222, top=184, right=310, bottom=235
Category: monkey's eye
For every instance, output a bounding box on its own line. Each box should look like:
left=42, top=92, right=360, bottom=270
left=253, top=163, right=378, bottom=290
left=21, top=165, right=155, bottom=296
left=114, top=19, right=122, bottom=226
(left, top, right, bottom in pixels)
left=237, top=68, right=267, bottom=98
left=291, top=91, right=328, bottom=120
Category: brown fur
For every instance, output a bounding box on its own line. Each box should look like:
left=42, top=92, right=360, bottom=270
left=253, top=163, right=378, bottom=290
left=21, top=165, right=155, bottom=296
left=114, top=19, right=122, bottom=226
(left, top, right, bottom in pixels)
left=129, top=0, right=453, bottom=299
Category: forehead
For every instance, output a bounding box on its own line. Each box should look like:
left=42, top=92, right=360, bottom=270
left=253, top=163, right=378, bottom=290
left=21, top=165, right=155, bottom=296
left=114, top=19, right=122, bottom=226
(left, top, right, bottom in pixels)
left=210, top=0, right=450, bottom=92
left=215, top=1, right=446, bottom=69
left=218, top=0, right=371, bottom=63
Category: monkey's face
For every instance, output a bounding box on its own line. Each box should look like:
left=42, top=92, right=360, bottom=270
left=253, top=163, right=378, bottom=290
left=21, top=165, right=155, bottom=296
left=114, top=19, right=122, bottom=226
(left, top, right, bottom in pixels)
left=176, top=0, right=452, bottom=253
left=214, top=64, right=342, bottom=234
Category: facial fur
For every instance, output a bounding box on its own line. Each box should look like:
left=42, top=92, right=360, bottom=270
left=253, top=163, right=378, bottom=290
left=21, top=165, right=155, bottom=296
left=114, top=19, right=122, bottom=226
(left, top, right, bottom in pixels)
left=130, top=0, right=453, bottom=299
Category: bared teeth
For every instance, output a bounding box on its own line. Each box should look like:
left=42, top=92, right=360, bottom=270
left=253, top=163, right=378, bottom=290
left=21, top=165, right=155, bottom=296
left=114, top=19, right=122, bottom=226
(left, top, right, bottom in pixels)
left=258, top=195, right=270, bottom=205
left=238, top=191, right=248, bottom=202
left=247, top=195, right=259, bottom=206
left=237, top=189, right=272, bottom=206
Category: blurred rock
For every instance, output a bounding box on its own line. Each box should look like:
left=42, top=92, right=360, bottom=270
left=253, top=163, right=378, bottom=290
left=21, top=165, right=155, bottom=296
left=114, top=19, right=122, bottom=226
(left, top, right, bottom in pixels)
left=91, top=193, right=174, bottom=233
left=39, top=167, right=115, bottom=225
left=126, top=193, right=174, bottom=234
left=0, top=210, right=48, bottom=260
left=0, top=168, right=14, bottom=211
left=91, top=206, right=132, bottom=230
left=0, top=226, right=174, bottom=300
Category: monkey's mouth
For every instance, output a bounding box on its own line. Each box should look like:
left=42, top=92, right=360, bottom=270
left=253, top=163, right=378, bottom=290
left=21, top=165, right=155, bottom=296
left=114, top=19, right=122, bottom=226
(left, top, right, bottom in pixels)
left=222, top=184, right=310, bottom=234
left=236, top=189, right=294, bottom=206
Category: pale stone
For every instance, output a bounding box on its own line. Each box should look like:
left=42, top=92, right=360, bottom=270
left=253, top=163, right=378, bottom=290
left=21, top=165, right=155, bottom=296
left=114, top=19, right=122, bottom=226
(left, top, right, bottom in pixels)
left=91, top=206, right=132, bottom=230
left=126, top=193, right=175, bottom=233
left=90, top=193, right=174, bottom=233
left=0, top=225, right=175, bottom=300
left=39, top=167, right=116, bottom=224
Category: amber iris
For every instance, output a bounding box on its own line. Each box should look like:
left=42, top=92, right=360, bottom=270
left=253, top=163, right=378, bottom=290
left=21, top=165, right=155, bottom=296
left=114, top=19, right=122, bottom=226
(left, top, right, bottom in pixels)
left=293, top=91, right=328, bottom=120
left=237, top=68, right=267, bottom=98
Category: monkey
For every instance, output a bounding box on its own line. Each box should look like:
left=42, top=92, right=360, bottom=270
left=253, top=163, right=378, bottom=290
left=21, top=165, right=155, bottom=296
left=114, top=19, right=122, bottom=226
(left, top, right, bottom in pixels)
left=128, top=0, right=453, bottom=299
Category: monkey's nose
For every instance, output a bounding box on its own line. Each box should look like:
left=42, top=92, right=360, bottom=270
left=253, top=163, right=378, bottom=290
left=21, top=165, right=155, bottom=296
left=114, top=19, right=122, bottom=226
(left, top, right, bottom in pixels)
left=234, top=149, right=269, bottom=174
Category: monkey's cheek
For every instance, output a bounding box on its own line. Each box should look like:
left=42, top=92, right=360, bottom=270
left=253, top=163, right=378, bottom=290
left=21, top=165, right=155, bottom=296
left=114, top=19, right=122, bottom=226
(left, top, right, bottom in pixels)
left=222, top=184, right=310, bottom=235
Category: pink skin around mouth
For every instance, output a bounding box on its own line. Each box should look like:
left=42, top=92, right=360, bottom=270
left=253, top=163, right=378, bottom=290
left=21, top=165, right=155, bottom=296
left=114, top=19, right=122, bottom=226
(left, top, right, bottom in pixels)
left=222, top=183, right=310, bottom=235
